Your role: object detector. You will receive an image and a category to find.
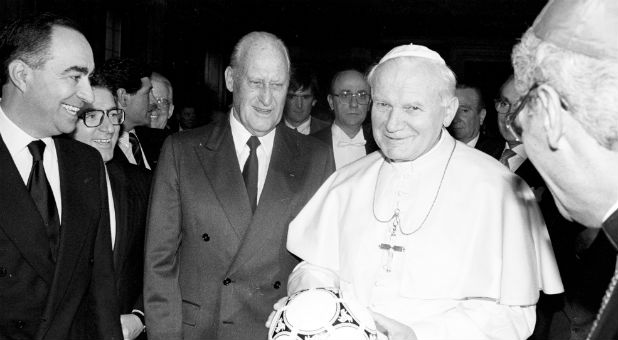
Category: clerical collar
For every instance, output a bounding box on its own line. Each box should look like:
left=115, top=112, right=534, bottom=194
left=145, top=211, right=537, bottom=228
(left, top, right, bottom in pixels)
left=374, top=129, right=454, bottom=221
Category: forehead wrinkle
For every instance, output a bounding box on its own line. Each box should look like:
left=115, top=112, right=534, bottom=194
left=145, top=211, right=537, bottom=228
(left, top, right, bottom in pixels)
left=237, top=40, right=288, bottom=81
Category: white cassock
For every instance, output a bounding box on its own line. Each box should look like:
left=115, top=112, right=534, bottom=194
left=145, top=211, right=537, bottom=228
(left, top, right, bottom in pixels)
left=287, top=130, right=564, bottom=340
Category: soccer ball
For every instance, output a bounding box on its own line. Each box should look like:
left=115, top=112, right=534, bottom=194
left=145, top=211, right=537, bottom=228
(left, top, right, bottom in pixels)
left=268, top=287, right=378, bottom=340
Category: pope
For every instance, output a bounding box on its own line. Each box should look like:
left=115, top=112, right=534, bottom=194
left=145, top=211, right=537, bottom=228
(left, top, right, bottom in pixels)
left=283, top=44, right=564, bottom=339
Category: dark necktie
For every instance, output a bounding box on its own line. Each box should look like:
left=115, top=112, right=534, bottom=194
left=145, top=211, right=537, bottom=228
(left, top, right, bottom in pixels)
left=129, top=132, right=145, bottom=168
left=27, top=140, right=60, bottom=262
left=242, top=136, right=260, bottom=213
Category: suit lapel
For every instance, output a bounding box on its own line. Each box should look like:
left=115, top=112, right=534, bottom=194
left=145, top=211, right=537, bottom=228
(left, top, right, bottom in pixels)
left=107, top=162, right=129, bottom=270
left=227, top=126, right=298, bottom=275
left=43, top=138, right=102, bottom=315
left=196, top=123, right=253, bottom=240
left=0, top=136, right=55, bottom=284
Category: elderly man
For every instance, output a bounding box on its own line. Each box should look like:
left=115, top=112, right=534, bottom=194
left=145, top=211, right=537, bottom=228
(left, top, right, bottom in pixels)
left=127, top=71, right=174, bottom=169
left=144, top=31, right=334, bottom=340
left=149, top=71, right=174, bottom=130
left=449, top=83, right=503, bottom=157
left=511, top=0, right=618, bottom=339
left=313, top=69, right=379, bottom=169
left=285, top=44, right=563, bottom=339
left=0, top=13, right=121, bottom=339
left=283, top=67, right=329, bottom=134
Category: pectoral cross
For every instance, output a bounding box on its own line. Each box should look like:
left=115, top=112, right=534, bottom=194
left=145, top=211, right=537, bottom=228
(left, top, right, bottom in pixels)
left=378, top=208, right=405, bottom=272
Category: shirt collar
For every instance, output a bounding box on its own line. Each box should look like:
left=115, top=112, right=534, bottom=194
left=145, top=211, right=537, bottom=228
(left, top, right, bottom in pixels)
left=285, top=117, right=312, bottom=135
left=504, top=141, right=527, bottom=159
left=332, top=123, right=365, bottom=143
left=0, top=103, right=53, bottom=155
left=602, top=203, right=618, bottom=251
left=466, top=133, right=480, bottom=148
left=229, top=109, right=276, bottom=156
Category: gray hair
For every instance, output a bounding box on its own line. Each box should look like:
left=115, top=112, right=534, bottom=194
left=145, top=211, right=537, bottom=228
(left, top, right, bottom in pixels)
left=229, top=31, right=290, bottom=74
left=151, top=71, right=173, bottom=103
left=512, top=29, right=618, bottom=151
left=367, top=57, right=457, bottom=107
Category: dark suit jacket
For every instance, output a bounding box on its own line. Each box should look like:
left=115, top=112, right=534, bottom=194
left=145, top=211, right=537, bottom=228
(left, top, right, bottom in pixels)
left=106, top=159, right=151, bottom=315
left=144, top=121, right=335, bottom=340
left=134, top=126, right=169, bottom=170
left=475, top=133, right=504, bottom=159
left=309, top=116, right=330, bottom=134
left=0, top=136, right=122, bottom=340
left=311, top=124, right=379, bottom=167
left=114, top=127, right=169, bottom=170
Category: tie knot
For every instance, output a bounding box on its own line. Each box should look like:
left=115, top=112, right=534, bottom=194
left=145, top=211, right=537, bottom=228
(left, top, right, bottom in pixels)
left=129, top=132, right=139, bottom=145
left=246, top=136, right=260, bottom=151
left=28, top=140, right=46, bottom=161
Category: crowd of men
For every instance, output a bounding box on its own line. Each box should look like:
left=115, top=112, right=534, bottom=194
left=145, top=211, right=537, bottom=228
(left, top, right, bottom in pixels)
left=0, top=0, right=617, bottom=339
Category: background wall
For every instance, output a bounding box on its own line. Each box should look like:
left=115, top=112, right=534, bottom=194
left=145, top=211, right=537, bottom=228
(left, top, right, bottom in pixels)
left=0, top=0, right=546, bottom=133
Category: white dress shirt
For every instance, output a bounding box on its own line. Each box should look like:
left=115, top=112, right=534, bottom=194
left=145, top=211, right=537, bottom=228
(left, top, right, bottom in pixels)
left=466, top=133, right=480, bottom=148
left=117, top=129, right=151, bottom=170
left=0, top=105, right=62, bottom=220
left=229, top=110, right=275, bottom=203
left=284, top=117, right=312, bottom=135
left=332, top=124, right=367, bottom=169
left=104, top=168, right=116, bottom=250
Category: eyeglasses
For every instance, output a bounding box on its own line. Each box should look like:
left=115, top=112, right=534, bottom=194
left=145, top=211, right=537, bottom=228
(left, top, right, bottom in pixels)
left=332, top=90, right=371, bottom=105
left=494, top=98, right=517, bottom=115
left=505, top=83, right=539, bottom=142
left=150, top=89, right=171, bottom=112
left=78, top=108, right=125, bottom=128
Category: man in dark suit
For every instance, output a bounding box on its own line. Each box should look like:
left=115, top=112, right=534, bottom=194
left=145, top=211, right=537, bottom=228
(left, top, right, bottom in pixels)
left=448, top=82, right=503, bottom=158
left=282, top=66, right=330, bottom=135
left=511, top=1, right=618, bottom=339
left=144, top=31, right=334, bottom=340
left=0, top=13, right=122, bottom=339
left=70, top=75, right=152, bottom=340
left=95, top=58, right=161, bottom=170
left=312, top=69, right=378, bottom=169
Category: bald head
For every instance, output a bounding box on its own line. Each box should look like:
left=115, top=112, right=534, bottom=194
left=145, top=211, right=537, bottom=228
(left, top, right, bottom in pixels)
left=224, top=31, right=290, bottom=136
left=230, top=31, right=291, bottom=76
left=327, top=69, right=371, bottom=137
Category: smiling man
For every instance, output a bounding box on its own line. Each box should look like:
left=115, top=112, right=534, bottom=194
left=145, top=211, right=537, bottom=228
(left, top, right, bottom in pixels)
left=96, top=57, right=154, bottom=169
left=144, top=31, right=334, bottom=340
left=0, top=13, right=121, bottom=339
left=284, top=43, right=563, bottom=339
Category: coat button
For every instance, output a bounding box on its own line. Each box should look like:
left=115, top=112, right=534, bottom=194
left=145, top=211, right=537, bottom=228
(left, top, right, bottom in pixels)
left=273, top=281, right=281, bottom=289
left=15, top=320, right=25, bottom=329
left=201, top=233, right=210, bottom=242
left=0, top=267, right=7, bottom=277
left=223, top=278, right=232, bottom=286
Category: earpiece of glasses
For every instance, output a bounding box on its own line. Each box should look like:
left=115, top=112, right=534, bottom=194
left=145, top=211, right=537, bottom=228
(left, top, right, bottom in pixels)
left=78, top=108, right=125, bottom=127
